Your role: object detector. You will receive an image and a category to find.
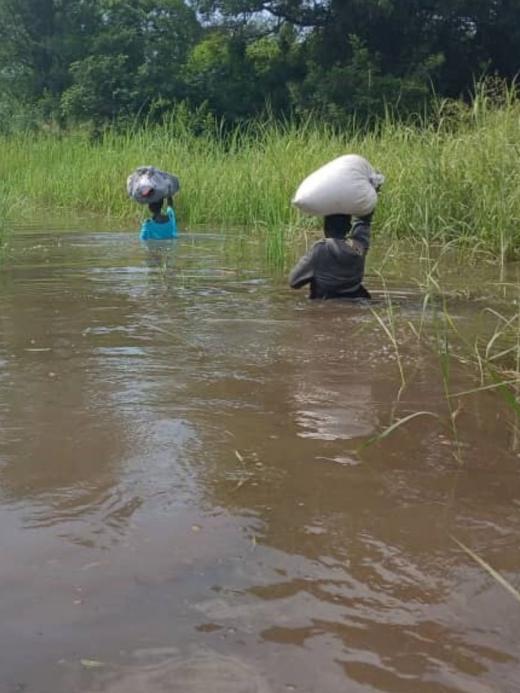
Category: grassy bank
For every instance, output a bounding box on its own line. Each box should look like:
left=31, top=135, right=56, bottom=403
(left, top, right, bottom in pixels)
left=0, top=85, right=519, bottom=259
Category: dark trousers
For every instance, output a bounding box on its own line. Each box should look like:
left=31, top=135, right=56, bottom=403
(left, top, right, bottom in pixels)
left=310, top=284, right=371, bottom=300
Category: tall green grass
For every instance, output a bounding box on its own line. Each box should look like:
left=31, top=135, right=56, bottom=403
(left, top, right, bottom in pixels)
left=1, top=82, right=519, bottom=258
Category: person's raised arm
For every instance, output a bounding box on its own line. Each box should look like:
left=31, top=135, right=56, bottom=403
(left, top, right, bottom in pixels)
left=349, top=212, right=372, bottom=255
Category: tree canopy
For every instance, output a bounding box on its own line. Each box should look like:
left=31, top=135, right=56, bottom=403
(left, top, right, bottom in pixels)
left=0, top=0, right=518, bottom=128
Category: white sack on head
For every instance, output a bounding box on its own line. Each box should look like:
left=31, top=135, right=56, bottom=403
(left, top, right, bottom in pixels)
left=127, top=166, right=180, bottom=205
left=292, top=154, right=384, bottom=217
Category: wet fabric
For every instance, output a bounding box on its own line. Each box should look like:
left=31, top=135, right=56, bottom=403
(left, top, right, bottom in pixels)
left=289, top=219, right=371, bottom=299
left=139, top=207, right=177, bottom=241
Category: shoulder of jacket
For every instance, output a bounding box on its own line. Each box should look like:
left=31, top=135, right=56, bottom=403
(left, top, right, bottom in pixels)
left=346, top=238, right=364, bottom=255
left=324, top=237, right=363, bottom=256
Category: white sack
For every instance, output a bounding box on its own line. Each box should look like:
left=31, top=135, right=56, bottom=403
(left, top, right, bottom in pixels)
left=292, top=154, right=384, bottom=217
left=127, top=166, right=180, bottom=205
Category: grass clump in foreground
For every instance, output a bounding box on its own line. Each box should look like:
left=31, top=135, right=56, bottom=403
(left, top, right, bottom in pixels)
left=0, top=81, right=520, bottom=262
left=364, top=235, right=520, bottom=464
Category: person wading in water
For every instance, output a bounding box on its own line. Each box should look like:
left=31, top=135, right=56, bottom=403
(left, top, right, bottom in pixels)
left=288, top=212, right=373, bottom=300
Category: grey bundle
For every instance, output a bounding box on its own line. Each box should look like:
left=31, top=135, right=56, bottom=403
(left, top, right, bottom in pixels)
left=127, top=166, right=180, bottom=204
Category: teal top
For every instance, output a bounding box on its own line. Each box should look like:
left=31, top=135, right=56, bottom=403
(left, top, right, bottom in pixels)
left=140, top=207, right=177, bottom=241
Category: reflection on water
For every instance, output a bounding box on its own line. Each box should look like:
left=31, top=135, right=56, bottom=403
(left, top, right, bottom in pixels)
left=67, top=648, right=273, bottom=693
left=0, top=227, right=519, bottom=692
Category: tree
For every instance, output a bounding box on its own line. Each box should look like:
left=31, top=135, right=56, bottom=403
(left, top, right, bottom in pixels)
left=185, top=22, right=301, bottom=121
left=194, top=0, right=520, bottom=116
left=61, top=0, right=201, bottom=123
left=1, top=0, right=519, bottom=126
left=0, top=0, right=99, bottom=101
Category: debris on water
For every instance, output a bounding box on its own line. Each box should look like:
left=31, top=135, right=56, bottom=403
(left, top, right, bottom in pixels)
left=304, top=525, right=327, bottom=536
left=196, top=622, right=223, bottom=633
left=191, top=524, right=201, bottom=533
left=81, top=650, right=271, bottom=692
left=80, top=659, right=104, bottom=669
left=230, top=478, right=249, bottom=493
left=81, top=561, right=102, bottom=571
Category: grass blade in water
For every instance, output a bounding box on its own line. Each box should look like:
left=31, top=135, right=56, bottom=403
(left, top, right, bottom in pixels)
left=448, top=379, right=520, bottom=398
left=360, top=411, right=439, bottom=449
left=488, top=370, right=520, bottom=417
left=451, top=536, right=520, bottom=604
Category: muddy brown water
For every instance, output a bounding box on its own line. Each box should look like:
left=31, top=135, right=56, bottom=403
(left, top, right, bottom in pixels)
left=1, top=227, right=519, bottom=693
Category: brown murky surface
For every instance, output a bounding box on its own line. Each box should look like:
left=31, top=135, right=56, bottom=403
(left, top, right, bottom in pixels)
left=1, top=227, right=519, bottom=693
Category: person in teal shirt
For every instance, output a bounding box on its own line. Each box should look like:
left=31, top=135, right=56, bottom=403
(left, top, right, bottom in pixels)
left=139, top=195, right=178, bottom=241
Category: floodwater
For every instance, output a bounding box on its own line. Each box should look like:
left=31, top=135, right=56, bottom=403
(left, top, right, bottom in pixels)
left=0, top=227, right=519, bottom=693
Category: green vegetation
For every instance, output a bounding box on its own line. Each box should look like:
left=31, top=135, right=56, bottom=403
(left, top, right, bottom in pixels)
left=1, top=84, right=520, bottom=260
left=1, top=1, right=518, bottom=257
left=0, top=1, right=518, bottom=129
left=364, top=229, right=520, bottom=462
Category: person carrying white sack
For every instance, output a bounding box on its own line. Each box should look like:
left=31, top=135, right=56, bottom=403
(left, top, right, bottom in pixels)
left=289, top=155, right=384, bottom=300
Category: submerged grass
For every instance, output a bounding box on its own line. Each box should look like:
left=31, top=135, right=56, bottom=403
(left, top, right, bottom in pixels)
left=366, top=235, right=520, bottom=460
left=1, top=81, right=520, bottom=260
left=359, top=411, right=439, bottom=450
left=451, top=536, right=520, bottom=604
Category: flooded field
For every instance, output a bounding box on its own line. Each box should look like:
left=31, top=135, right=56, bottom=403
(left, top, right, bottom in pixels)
left=0, top=227, right=519, bottom=693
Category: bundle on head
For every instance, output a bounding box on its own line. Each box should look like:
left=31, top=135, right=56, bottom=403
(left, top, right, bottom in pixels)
left=127, top=166, right=180, bottom=205
left=292, top=154, right=384, bottom=218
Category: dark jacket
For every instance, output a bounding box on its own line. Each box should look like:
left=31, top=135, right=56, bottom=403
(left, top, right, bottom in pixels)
left=288, top=219, right=371, bottom=299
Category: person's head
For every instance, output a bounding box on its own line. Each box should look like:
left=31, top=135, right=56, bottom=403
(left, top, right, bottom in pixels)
left=324, top=214, right=351, bottom=239
left=148, top=199, right=164, bottom=217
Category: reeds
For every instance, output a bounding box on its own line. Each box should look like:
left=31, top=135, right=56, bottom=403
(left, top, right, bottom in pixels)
left=1, top=81, right=520, bottom=261
left=367, top=239, right=520, bottom=459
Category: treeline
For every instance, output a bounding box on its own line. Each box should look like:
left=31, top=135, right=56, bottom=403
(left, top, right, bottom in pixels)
left=0, top=0, right=518, bottom=130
